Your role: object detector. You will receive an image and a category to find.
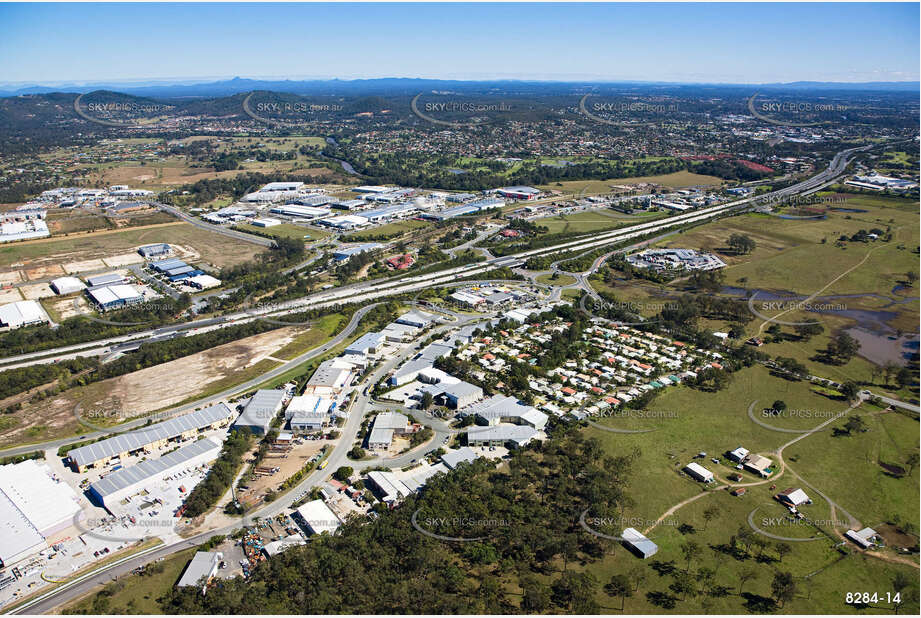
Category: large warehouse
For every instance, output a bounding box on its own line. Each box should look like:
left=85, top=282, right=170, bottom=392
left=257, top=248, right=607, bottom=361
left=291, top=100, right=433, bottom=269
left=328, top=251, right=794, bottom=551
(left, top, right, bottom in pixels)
left=0, top=460, right=83, bottom=567
left=87, top=284, right=144, bottom=311
left=67, top=403, right=235, bottom=471
left=292, top=499, right=340, bottom=536
left=286, top=395, right=335, bottom=433
left=88, top=438, right=221, bottom=511
left=0, top=300, right=51, bottom=330
left=50, top=276, right=86, bottom=295
left=232, top=389, right=287, bottom=436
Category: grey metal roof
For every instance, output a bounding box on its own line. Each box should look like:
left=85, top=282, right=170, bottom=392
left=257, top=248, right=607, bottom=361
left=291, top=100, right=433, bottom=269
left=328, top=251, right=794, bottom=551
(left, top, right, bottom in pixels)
left=441, top=447, right=478, bottom=469
left=345, top=331, right=385, bottom=354
left=177, top=551, right=221, bottom=588
left=622, top=527, right=658, bottom=556
left=68, top=403, right=234, bottom=467
left=233, top=389, right=286, bottom=432
left=89, top=438, right=220, bottom=498
left=467, top=424, right=537, bottom=443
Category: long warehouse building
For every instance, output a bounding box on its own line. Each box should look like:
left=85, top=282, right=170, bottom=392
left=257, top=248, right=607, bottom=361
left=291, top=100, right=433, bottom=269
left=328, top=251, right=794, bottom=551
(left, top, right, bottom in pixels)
left=88, top=438, right=221, bottom=511
left=67, top=403, right=235, bottom=472
left=0, top=460, right=83, bottom=567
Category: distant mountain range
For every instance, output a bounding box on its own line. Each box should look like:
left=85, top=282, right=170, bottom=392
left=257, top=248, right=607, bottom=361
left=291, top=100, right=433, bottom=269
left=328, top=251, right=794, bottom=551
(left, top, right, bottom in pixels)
left=0, top=77, right=918, bottom=99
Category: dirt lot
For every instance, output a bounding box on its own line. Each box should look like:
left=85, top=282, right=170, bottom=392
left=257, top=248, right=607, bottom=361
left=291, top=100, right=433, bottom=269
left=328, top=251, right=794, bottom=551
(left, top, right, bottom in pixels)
left=0, top=326, right=306, bottom=448
left=0, top=287, right=23, bottom=303
left=0, top=222, right=264, bottom=272
left=239, top=439, right=330, bottom=505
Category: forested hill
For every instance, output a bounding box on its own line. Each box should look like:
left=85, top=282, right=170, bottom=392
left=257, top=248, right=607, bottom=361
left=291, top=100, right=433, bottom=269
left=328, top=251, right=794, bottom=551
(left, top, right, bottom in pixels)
left=161, top=429, right=636, bottom=614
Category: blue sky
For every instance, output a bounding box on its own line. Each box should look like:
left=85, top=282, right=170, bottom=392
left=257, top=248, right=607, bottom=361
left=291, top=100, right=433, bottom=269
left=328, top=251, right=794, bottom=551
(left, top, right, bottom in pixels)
left=1, top=2, right=918, bottom=84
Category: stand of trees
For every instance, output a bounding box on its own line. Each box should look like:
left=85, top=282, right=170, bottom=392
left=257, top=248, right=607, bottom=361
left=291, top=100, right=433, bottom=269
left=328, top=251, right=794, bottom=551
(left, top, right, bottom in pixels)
left=162, top=429, right=637, bottom=614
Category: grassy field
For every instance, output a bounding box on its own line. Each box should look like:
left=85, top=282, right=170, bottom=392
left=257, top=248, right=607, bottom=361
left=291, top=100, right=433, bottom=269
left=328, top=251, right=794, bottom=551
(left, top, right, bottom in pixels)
left=654, top=196, right=919, bottom=297
left=272, top=312, right=345, bottom=360
left=539, top=170, right=725, bottom=194
left=0, top=221, right=266, bottom=269
left=234, top=222, right=332, bottom=243
left=535, top=272, right=578, bottom=286
left=539, top=210, right=632, bottom=235
left=576, top=363, right=919, bottom=613
left=345, top=219, right=432, bottom=241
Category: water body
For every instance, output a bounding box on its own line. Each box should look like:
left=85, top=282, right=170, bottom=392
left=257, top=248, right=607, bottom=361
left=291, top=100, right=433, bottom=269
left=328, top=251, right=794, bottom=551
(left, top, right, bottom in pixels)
left=845, top=328, right=919, bottom=367
left=830, top=207, right=869, bottom=213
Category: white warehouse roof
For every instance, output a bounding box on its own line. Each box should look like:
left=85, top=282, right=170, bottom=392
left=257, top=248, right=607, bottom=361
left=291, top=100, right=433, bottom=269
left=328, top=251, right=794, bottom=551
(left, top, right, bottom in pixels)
left=0, top=300, right=50, bottom=329
left=294, top=499, right=340, bottom=535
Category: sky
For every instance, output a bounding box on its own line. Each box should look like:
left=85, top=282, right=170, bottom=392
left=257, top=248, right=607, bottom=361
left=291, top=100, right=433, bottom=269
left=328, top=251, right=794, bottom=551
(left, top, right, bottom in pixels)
left=0, top=2, right=918, bottom=85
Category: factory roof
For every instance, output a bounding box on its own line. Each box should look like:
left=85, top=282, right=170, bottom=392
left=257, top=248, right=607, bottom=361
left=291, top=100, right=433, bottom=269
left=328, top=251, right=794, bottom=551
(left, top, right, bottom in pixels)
left=89, top=438, right=220, bottom=498
left=68, top=403, right=234, bottom=467
left=234, top=390, right=287, bottom=432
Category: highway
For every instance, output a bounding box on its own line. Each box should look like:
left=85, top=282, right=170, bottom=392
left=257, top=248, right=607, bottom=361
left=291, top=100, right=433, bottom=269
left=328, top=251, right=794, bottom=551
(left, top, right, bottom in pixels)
left=0, top=142, right=873, bottom=376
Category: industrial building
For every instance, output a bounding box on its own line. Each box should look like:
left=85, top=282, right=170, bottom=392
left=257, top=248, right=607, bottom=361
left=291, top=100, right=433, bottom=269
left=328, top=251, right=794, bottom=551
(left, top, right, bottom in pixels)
left=286, top=395, right=335, bottom=432
left=622, top=527, right=658, bottom=559
left=251, top=217, right=281, bottom=228
left=176, top=551, right=224, bottom=592
left=441, top=447, right=479, bottom=470
left=293, top=499, right=340, bottom=536
left=233, top=390, right=287, bottom=436
left=85, top=272, right=125, bottom=287
left=0, top=300, right=51, bottom=330
left=344, top=331, right=386, bottom=357
left=87, top=284, right=144, bottom=311
left=332, top=243, right=384, bottom=261
left=0, top=460, right=83, bottom=567
left=389, top=341, right=455, bottom=385
left=420, top=380, right=483, bottom=410
left=268, top=205, right=331, bottom=219
left=462, top=394, right=548, bottom=429
left=683, top=462, right=714, bottom=483
left=367, top=412, right=412, bottom=450
left=88, top=438, right=221, bottom=511
left=302, top=359, right=356, bottom=396
left=138, top=243, right=171, bottom=258
left=395, top=311, right=433, bottom=329
left=50, top=276, right=86, bottom=295
left=320, top=214, right=370, bottom=230
left=467, top=424, right=538, bottom=448
left=67, top=403, right=235, bottom=472
left=496, top=186, right=540, bottom=200
left=0, top=218, right=50, bottom=243
left=186, top=274, right=222, bottom=290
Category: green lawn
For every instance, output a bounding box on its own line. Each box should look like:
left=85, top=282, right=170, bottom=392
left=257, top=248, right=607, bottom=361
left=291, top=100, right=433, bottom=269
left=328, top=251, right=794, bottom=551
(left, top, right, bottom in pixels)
left=578, top=363, right=919, bottom=613
left=345, top=219, right=431, bottom=241
left=535, top=272, right=578, bottom=286
left=234, top=222, right=332, bottom=243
